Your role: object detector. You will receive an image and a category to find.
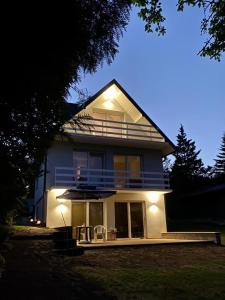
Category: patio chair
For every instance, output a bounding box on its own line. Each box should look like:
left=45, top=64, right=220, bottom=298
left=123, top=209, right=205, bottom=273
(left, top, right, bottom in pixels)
left=94, top=225, right=106, bottom=242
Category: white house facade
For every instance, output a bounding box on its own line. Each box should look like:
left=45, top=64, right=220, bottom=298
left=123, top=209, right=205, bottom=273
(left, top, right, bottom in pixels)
left=34, top=80, right=175, bottom=239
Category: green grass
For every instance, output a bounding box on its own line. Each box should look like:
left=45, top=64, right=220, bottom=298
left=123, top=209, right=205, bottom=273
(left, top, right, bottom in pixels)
left=75, top=265, right=225, bottom=300
left=72, top=220, right=225, bottom=299
left=12, top=225, right=33, bottom=231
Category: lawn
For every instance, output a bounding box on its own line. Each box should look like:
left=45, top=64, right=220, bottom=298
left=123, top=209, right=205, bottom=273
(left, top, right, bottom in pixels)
left=1, top=225, right=225, bottom=299
left=70, top=244, right=225, bottom=300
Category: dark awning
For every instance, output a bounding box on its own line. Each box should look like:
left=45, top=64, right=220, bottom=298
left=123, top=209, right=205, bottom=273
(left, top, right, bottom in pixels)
left=56, top=189, right=116, bottom=200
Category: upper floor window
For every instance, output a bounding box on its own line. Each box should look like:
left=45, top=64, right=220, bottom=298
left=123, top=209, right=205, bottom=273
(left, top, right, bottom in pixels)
left=113, top=155, right=141, bottom=187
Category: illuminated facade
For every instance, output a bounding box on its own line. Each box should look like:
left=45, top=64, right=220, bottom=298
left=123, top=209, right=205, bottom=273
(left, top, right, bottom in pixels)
left=34, top=79, right=175, bottom=238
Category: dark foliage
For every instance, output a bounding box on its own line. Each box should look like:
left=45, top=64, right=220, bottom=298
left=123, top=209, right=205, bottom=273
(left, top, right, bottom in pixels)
left=214, top=133, right=225, bottom=179
left=170, top=125, right=205, bottom=193
left=133, top=0, right=225, bottom=60
left=0, top=1, right=131, bottom=222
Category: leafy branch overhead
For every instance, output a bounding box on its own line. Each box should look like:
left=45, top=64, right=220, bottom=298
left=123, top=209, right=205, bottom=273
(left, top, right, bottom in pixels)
left=132, top=0, right=225, bottom=60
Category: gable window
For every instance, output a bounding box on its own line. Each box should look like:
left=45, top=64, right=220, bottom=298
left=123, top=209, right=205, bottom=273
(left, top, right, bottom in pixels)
left=92, top=111, right=123, bottom=138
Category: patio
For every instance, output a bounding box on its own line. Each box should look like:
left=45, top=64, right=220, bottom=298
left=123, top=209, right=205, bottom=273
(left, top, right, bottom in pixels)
left=77, top=238, right=212, bottom=249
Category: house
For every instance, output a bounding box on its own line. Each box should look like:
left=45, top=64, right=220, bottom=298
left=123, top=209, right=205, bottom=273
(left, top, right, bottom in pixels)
left=34, top=79, right=175, bottom=239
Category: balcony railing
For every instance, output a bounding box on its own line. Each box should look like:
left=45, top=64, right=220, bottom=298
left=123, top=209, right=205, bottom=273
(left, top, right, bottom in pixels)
left=55, top=167, right=170, bottom=190
left=64, top=117, right=164, bottom=142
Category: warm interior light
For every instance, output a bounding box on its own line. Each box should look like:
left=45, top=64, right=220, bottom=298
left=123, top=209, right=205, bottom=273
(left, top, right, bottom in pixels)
left=103, top=85, right=118, bottom=100
left=149, top=204, right=158, bottom=214
left=104, top=100, right=113, bottom=109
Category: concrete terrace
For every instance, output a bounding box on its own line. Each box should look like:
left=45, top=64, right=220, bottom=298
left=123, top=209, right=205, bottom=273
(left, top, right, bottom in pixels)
left=78, top=238, right=213, bottom=249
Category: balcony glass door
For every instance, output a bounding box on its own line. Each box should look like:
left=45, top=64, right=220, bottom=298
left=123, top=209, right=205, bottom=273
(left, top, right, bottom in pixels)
left=89, top=153, right=103, bottom=185
left=113, top=155, right=126, bottom=188
left=113, top=155, right=141, bottom=188
left=73, top=151, right=103, bottom=187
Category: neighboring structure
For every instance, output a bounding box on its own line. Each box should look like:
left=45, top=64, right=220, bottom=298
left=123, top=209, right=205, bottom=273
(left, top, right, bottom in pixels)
left=34, top=79, right=175, bottom=239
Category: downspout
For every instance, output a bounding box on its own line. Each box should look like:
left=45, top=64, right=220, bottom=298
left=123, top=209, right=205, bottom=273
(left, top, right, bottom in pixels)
left=42, top=154, right=47, bottom=224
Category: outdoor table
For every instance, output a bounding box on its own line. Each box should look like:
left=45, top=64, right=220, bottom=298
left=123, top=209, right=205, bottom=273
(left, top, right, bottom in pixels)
left=76, top=226, right=93, bottom=244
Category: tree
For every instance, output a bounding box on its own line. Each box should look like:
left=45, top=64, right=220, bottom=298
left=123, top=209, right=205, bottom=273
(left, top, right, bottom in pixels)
left=133, top=0, right=225, bottom=60
left=214, top=133, right=225, bottom=178
left=0, top=1, right=132, bottom=222
left=170, top=125, right=205, bottom=192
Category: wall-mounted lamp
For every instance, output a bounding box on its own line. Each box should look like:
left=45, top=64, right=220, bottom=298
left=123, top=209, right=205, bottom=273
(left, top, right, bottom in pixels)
left=149, top=204, right=158, bottom=214
left=57, top=204, right=67, bottom=214
left=147, top=191, right=161, bottom=203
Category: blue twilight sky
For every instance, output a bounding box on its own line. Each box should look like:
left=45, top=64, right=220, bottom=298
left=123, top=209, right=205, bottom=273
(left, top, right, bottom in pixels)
left=68, top=3, right=225, bottom=167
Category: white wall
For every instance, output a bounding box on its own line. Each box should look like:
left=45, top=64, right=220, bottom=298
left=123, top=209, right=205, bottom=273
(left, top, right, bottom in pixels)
left=106, top=192, right=167, bottom=238
left=46, top=189, right=72, bottom=228
left=46, top=190, right=167, bottom=238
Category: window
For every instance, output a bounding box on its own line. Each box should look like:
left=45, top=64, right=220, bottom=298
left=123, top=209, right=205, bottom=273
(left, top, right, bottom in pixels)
left=113, top=155, right=141, bottom=187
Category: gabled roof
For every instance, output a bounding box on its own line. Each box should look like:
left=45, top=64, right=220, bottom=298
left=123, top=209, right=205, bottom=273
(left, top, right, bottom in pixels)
left=67, top=79, right=175, bottom=154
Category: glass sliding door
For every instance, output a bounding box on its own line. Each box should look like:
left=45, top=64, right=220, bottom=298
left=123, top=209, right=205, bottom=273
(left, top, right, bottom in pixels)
left=72, top=203, right=86, bottom=238
left=130, top=203, right=144, bottom=238
left=115, top=202, right=128, bottom=238
left=89, top=202, right=103, bottom=228
left=89, top=202, right=103, bottom=238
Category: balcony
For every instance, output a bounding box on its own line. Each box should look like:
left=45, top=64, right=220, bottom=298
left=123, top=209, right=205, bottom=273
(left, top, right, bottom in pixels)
left=64, top=117, right=164, bottom=143
left=54, top=167, right=170, bottom=190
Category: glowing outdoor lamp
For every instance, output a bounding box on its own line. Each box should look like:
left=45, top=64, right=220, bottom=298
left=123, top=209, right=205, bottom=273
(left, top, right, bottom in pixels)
left=147, top=191, right=161, bottom=203
left=149, top=204, right=158, bottom=214
left=57, top=204, right=67, bottom=214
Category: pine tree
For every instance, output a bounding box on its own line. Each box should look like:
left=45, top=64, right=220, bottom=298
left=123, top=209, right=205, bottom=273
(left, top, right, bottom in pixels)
left=171, top=125, right=204, bottom=192
left=214, top=133, right=225, bottom=178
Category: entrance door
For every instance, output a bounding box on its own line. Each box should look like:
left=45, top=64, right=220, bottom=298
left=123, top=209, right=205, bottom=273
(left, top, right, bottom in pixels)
left=115, top=202, right=144, bottom=238
left=130, top=203, right=144, bottom=238
left=72, top=202, right=86, bottom=228
left=115, top=202, right=128, bottom=238
left=89, top=202, right=103, bottom=228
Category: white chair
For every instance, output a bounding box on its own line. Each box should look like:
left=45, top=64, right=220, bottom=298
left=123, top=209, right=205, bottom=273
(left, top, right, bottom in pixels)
left=94, top=225, right=106, bottom=242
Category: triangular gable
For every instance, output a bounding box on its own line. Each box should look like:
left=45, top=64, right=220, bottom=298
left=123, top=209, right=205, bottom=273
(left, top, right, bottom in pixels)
left=71, top=79, right=175, bottom=153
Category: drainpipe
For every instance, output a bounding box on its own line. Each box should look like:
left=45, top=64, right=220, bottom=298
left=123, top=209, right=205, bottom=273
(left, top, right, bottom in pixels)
left=41, top=154, right=47, bottom=223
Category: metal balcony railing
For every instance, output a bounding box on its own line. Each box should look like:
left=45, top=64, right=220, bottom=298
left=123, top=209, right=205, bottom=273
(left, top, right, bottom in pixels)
left=64, top=117, right=164, bottom=142
left=54, top=167, right=170, bottom=190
